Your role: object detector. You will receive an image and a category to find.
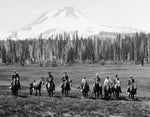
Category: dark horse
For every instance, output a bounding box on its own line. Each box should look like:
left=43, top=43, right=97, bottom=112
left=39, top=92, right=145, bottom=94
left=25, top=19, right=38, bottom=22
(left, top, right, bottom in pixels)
left=81, top=82, right=90, bottom=98
left=127, top=84, right=137, bottom=100
left=113, top=85, right=122, bottom=99
left=11, top=79, right=21, bottom=96
left=29, top=78, right=44, bottom=96
left=61, top=80, right=72, bottom=97
left=46, top=80, right=55, bottom=97
left=104, top=85, right=111, bottom=99
left=93, top=82, right=102, bottom=98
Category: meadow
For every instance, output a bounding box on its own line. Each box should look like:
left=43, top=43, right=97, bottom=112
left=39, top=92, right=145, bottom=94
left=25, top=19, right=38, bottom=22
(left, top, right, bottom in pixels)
left=0, top=63, right=150, bottom=117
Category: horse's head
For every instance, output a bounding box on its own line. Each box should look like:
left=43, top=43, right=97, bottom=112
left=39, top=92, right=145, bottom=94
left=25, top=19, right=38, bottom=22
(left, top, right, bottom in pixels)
left=70, top=80, right=72, bottom=86
left=41, top=77, right=46, bottom=85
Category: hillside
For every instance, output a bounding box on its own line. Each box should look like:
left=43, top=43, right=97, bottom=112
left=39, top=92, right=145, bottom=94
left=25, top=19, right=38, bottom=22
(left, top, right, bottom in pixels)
left=2, top=6, right=141, bottom=40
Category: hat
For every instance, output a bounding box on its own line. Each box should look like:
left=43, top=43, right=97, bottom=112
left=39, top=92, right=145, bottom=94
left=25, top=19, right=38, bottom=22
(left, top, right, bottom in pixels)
left=96, top=73, right=99, bottom=76
left=106, top=75, right=109, bottom=78
left=48, top=71, right=51, bottom=74
left=130, top=75, right=132, bottom=78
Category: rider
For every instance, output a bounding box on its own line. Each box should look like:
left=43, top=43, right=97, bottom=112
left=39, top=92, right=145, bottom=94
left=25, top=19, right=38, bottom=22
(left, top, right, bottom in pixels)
left=47, top=71, right=55, bottom=90
left=94, top=74, right=102, bottom=88
left=128, top=75, right=135, bottom=86
left=114, top=75, right=122, bottom=93
left=93, top=74, right=102, bottom=95
left=104, top=75, right=110, bottom=87
left=11, top=70, right=20, bottom=80
left=81, top=76, right=87, bottom=86
left=96, top=73, right=102, bottom=85
left=127, top=75, right=137, bottom=94
left=62, top=72, right=69, bottom=81
left=47, top=71, right=54, bottom=81
left=11, top=70, right=21, bottom=88
left=81, top=76, right=87, bottom=91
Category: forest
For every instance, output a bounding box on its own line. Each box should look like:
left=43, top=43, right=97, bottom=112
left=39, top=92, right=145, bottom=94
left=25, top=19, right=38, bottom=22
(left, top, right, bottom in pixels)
left=0, top=32, right=149, bottom=66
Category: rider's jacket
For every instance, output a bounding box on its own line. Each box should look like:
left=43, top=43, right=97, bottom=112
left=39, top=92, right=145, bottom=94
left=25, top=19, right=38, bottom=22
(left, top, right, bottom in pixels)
left=104, top=78, right=109, bottom=87
left=96, top=76, right=100, bottom=82
left=11, top=73, right=20, bottom=80
left=128, top=78, right=135, bottom=86
left=62, top=75, right=69, bottom=81
left=81, top=78, right=86, bottom=85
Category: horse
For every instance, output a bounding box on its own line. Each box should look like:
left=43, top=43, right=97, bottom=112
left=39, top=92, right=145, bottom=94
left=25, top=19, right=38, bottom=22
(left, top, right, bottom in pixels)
left=29, top=78, right=45, bottom=96
left=127, top=84, right=137, bottom=100
left=11, top=78, right=21, bottom=96
left=60, top=80, right=72, bottom=97
left=113, top=85, right=122, bottom=99
left=81, top=82, right=90, bottom=98
left=93, top=82, right=102, bottom=98
left=104, top=85, right=110, bottom=99
left=46, top=80, right=55, bottom=97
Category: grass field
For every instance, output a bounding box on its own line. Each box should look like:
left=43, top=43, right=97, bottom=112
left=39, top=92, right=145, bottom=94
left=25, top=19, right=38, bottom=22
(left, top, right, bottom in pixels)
left=0, top=63, right=150, bottom=117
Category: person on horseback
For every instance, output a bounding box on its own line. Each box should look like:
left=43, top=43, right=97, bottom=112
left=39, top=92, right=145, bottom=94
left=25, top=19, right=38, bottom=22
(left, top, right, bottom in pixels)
left=93, top=73, right=102, bottom=98
left=104, top=75, right=110, bottom=88
left=96, top=73, right=100, bottom=82
left=11, top=70, right=21, bottom=89
left=81, top=76, right=87, bottom=86
left=60, top=72, right=71, bottom=96
left=10, top=70, right=21, bottom=96
left=127, top=75, right=137, bottom=95
left=114, top=75, right=121, bottom=93
left=48, top=71, right=54, bottom=81
left=104, top=75, right=112, bottom=99
left=62, top=72, right=69, bottom=81
left=81, top=76, right=90, bottom=98
left=128, top=75, right=135, bottom=86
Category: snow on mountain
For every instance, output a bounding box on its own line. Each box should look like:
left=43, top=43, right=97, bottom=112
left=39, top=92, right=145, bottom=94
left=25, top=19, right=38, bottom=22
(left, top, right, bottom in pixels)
left=1, top=6, right=142, bottom=40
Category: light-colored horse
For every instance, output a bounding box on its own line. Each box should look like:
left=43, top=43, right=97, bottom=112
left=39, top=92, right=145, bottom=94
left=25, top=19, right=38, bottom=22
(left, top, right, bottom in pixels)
left=29, top=78, right=45, bottom=96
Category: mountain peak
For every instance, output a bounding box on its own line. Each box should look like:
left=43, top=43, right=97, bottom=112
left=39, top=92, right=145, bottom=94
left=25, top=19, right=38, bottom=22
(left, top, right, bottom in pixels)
left=52, top=6, right=79, bottom=19
left=1, top=6, right=142, bottom=40
left=63, top=6, right=77, bottom=18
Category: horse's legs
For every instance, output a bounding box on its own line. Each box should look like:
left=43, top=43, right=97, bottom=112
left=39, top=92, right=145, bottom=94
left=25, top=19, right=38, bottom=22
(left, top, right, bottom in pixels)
left=30, top=88, right=32, bottom=95
left=39, top=89, right=41, bottom=96
left=65, top=90, right=68, bottom=97
left=35, top=89, right=37, bottom=96
left=95, top=92, right=96, bottom=98
left=67, top=90, right=69, bottom=97
left=86, top=91, right=88, bottom=98
left=82, top=91, right=84, bottom=98
left=16, top=89, right=18, bottom=96
left=100, top=89, right=102, bottom=98
left=62, top=89, right=64, bottom=96
left=97, top=91, right=100, bottom=98
left=52, top=90, right=54, bottom=96
left=131, top=94, right=134, bottom=100
left=49, top=90, right=51, bottom=97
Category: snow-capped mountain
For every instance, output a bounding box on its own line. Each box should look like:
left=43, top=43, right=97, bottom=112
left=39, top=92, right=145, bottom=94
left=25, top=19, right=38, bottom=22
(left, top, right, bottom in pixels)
left=1, top=6, right=142, bottom=40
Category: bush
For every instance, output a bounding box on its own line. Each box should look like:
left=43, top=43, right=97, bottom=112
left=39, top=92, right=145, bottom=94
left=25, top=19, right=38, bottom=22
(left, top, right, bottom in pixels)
left=51, top=60, right=58, bottom=67
left=99, top=59, right=105, bottom=65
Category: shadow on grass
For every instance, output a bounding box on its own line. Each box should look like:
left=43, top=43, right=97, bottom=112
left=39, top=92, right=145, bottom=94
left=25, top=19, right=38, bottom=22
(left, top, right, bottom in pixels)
left=17, top=94, right=28, bottom=98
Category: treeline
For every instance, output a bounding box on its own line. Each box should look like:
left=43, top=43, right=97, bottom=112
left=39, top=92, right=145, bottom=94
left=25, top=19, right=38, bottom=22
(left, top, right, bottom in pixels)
left=0, top=32, right=150, bottom=66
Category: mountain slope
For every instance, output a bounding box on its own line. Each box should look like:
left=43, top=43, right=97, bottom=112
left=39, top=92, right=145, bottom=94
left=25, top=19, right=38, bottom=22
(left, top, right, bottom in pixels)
left=2, top=6, right=142, bottom=40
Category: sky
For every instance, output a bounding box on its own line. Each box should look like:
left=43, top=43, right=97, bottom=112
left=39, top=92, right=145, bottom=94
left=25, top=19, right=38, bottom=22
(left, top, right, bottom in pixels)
left=0, top=0, right=150, bottom=35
